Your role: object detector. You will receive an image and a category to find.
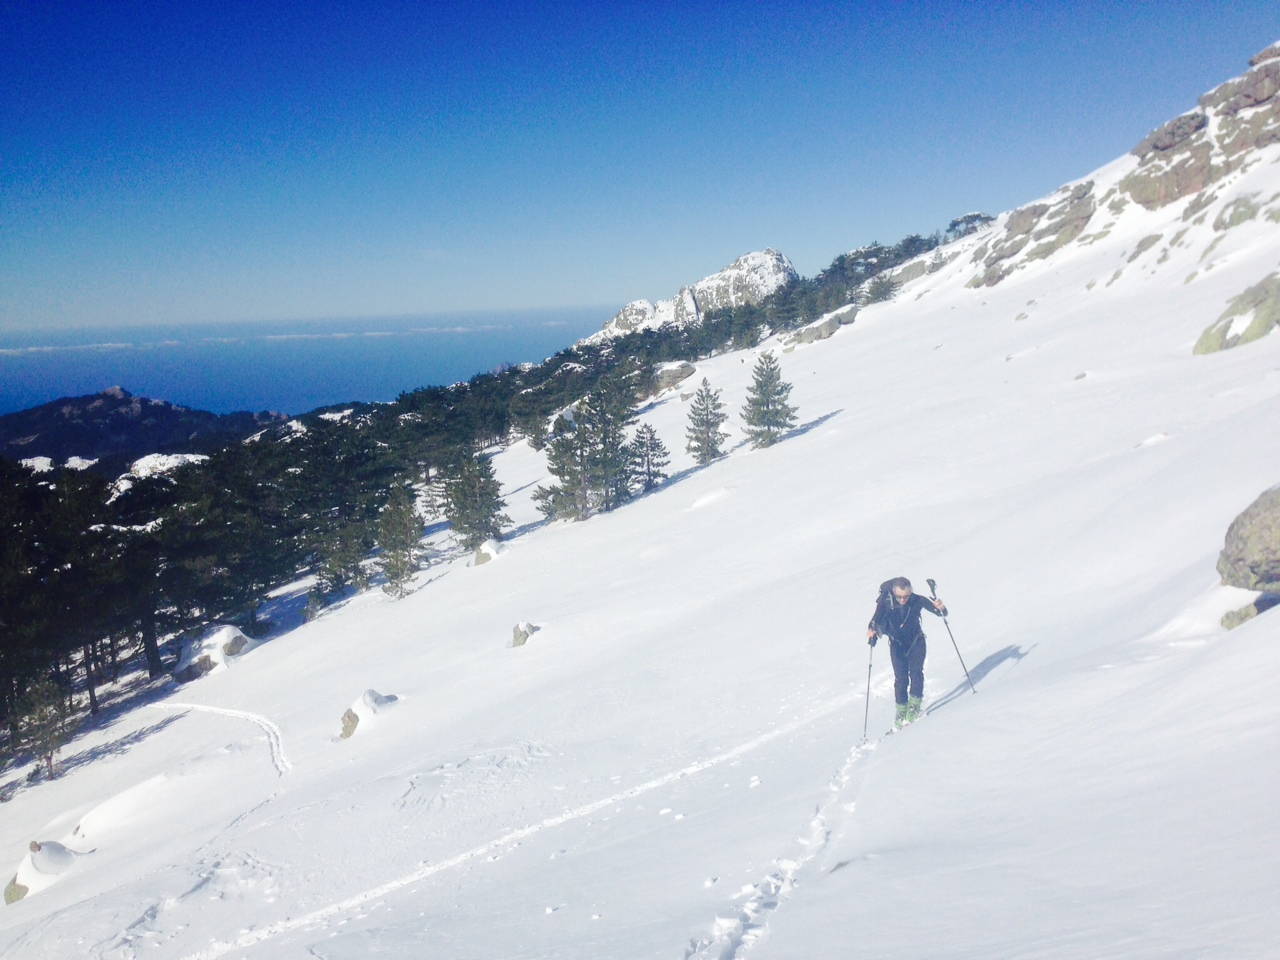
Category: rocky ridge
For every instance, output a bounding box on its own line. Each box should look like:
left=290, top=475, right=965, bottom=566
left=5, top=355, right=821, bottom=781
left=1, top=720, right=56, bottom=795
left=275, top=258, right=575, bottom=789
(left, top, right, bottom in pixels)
left=588, top=249, right=798, bottom=342
left=882, top=40, right=1280, bottom=356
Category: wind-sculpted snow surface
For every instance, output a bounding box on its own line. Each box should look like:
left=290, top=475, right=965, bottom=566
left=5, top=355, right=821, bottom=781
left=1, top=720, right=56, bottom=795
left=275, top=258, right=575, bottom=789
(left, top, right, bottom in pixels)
left=4, top=44, right=1280, bottom=960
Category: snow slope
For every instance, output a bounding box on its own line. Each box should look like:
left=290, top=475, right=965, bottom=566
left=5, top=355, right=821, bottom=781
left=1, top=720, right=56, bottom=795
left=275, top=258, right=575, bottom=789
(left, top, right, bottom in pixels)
left=3, top=54, right=1280, bottom=960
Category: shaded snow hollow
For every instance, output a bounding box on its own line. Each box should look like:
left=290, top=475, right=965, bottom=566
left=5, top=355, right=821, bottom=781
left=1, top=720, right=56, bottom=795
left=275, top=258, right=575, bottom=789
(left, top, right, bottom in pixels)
left=4, top=67, right=1280, bottom=960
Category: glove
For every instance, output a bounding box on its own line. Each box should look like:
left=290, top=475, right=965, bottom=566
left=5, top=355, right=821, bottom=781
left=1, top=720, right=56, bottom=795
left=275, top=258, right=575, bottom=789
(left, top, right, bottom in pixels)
left=867, top=634, right=878, bottom=648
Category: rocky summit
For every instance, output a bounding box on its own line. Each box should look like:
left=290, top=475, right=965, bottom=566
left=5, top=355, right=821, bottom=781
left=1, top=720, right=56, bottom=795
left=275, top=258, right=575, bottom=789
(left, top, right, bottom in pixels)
left=589, top=249, right=798, bottom=341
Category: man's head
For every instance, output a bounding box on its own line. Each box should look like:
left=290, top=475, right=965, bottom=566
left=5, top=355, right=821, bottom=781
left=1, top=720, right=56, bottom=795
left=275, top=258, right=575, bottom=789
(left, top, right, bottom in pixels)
left=890, top=576, right=913, bottom=604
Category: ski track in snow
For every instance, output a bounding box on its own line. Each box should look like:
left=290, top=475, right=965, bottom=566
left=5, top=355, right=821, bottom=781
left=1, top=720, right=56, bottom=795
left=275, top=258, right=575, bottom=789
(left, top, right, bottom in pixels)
left=683, top=737, right=873, bottom=959
left=150, top=703, right=292, bottom=776
left=170, top=691, right=860, bottom=960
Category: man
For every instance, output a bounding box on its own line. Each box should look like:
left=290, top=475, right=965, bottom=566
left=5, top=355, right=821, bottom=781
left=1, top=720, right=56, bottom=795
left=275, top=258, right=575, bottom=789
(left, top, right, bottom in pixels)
left=867, top=577, right=947, bottom=729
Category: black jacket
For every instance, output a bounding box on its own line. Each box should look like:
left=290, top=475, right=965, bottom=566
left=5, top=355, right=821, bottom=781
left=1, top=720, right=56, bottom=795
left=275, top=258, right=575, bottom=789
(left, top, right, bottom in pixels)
left=869, top=592, right=946, bottom=645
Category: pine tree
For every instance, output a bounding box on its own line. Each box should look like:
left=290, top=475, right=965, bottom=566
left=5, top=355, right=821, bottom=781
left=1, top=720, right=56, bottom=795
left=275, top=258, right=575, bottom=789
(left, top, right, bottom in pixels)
left=311, top=518, right=374, bottom=609
left=21, top=679, right=70, bottom=780
left=533, top=414, right=598, bottom=521
left=628, top=423, right=670, bottom=492
left=741, top=352, right=798, bottom=449
left=533, top=365, right=644, bottom=520
left=378, top=483, right=421, bottom=599
left=685, top=378, right=730, bottom=465
left=442, top=452, right=511, bottom=550
left=582, top=369, right=642, bottom=511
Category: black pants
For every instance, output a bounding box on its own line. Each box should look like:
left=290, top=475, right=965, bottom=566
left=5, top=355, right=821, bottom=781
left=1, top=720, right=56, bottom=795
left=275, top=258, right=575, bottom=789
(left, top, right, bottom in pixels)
left=889, top=636, right=926, bottom=705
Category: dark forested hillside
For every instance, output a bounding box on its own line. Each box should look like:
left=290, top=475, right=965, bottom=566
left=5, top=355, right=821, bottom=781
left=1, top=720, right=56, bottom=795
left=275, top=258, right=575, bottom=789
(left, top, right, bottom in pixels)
left=0, top=386, right=286, bottom=473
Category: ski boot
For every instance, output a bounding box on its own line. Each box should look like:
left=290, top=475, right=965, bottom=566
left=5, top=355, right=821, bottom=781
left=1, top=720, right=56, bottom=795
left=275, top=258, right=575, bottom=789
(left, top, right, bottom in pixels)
left=907, top=696, right=923, bottom=723
left=893, top=703, right=909, bottom=730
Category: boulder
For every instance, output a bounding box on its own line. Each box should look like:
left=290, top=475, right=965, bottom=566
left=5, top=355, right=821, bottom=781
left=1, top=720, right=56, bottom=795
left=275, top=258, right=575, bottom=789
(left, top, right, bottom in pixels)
left=340, top=709, right=360, bottom=740
left=786, top=315, right=842, bottom=346
left=173, top=625, right=254, bottom=683
left=4, top=877, right=27, bottom=905
left=173, top=654, right=216, bottom=685
left=339, top=689, right=399, bottom=740
left=5, top=840, right=84, bottom=902
left=1217, top=485, right=1280, bottom=591
left=651, top=362, right=697, bottom=393
left=512, top=622, right=540, bottom=647
left=473, top=539, right=502, bottom=566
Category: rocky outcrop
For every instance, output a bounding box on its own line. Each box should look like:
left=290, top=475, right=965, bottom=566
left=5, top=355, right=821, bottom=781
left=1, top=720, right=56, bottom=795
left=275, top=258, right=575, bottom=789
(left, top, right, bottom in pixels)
left=1193, top=273, right=1280, bottom=354
left=1212, top=195, right=1261, bottom=231
left=591, top=250, right=797, bottom=340
left=966, top=183, right=1097, bottom=287
left=1132, top=112, right=1208, bottom=157
left=1121, top=46, right=1280, bottom=211
left=1250, top=42, right=1280, bottom=67
left=1218, top=484, right=1280, bottom=591
left=782, top=314, right=843, bottom=347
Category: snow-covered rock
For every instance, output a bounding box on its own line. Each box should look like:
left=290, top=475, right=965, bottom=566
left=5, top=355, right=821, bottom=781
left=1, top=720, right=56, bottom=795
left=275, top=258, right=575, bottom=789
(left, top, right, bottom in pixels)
left=339, top=689, right=400, bottom=739
left=472, top=539, right=503, bottom=566
left=4, top=842, right=89, bottom=903
left=511, top=621, right=540, bottom=647
left=18, top=457, right=53, bottom=473
left=172, top=625, right=255, bottom=683
left=128, top=453, right=209, bottom=478
left=650, top=361, right=697, bottom=394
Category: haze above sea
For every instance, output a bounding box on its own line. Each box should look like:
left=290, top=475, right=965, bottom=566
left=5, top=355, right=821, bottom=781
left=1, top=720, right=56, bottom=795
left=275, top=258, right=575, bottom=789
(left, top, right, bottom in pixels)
left=0, top=309, right=609, bottom=416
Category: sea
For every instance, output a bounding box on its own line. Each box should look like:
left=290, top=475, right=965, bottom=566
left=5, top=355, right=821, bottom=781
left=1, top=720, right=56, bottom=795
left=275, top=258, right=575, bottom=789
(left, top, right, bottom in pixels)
left=0, top=308, right=610, bottom=416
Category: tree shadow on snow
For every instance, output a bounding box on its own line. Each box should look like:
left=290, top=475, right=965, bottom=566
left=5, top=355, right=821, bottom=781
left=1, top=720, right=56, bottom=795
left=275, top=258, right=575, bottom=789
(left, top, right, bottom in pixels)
left=1, top=713, right=184, bottom=804
left=926, top=643, right=1034, bottom=715
left=784, top=409, right=843, bottom=440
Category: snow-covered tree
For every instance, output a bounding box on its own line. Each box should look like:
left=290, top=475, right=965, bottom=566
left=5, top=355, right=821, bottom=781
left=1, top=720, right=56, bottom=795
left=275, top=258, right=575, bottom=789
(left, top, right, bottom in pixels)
left=741, top=352, right=797, bottom=449
left=685, top=378, right=730, bottom=465
left=628, top=423, right=670, bottom=492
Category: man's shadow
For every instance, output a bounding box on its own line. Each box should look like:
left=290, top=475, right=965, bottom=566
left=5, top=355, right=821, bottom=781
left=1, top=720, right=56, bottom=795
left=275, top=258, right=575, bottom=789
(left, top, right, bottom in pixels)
left=926, top=643, right=1033, bottom=715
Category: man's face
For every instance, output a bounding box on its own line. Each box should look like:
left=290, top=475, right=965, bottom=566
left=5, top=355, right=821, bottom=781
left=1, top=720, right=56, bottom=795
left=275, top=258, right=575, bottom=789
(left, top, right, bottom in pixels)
left=893, top=589, right=911, bottom=605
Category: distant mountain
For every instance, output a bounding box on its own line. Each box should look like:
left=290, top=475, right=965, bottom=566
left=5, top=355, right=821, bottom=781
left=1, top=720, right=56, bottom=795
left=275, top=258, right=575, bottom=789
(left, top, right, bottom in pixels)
left=0, top=386, right=287, bottom=472
left=587, top=249, right=798, bottom=342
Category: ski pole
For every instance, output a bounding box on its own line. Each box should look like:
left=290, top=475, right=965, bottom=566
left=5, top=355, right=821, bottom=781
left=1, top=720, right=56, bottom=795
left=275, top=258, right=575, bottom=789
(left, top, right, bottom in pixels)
left=861, top=641, right=874, bottom=742
left=927, top=578, right=976, bottom=694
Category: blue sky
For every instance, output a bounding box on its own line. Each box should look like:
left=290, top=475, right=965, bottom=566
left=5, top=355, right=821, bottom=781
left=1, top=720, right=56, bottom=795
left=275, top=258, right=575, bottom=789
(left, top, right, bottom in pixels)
left=1, top=1, right=1276, bottom=332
